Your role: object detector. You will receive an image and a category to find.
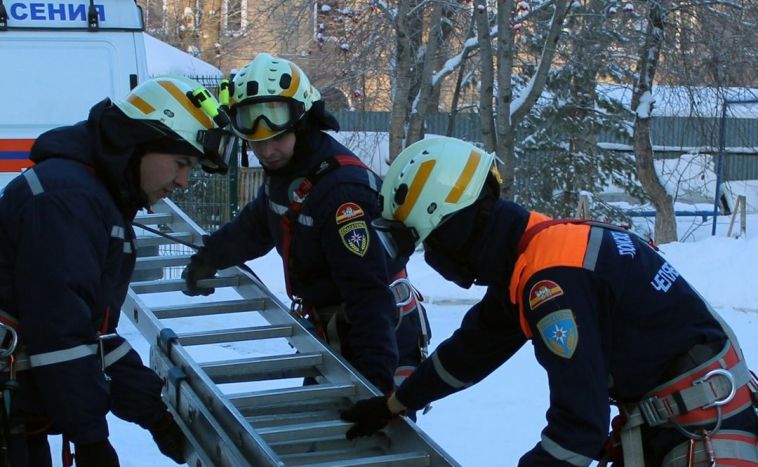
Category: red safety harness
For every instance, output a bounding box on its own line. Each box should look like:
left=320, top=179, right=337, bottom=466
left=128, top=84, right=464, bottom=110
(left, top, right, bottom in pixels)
left=280, top=155, right=369, bottom=299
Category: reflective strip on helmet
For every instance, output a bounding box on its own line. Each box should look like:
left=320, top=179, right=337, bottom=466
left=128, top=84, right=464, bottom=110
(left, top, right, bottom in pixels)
left=280, top=64, right=301, bottom=98
left=444, top=150, right=481, bottom=203
left=127, top=94, right=156, bottom=115
left=395, top=159, right=436, bottom=222
left=157, top=80, right=213, bottom=129
left=29, top=344, right=97, bottom=368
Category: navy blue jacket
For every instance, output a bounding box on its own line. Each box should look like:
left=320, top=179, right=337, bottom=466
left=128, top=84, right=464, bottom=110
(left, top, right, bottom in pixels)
left=395, top=200, right=752, bottom=466
left=201, top=128, right=421, bottom=393
left=0, top=100, right=166, bottom=445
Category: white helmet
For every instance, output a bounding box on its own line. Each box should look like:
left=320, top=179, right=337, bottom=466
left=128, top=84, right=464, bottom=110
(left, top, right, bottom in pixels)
left=115, top=75, right=233, bottom=174
left=373, top=136, right=496, bottom=259
left=230, top=53, right=321, bottom=141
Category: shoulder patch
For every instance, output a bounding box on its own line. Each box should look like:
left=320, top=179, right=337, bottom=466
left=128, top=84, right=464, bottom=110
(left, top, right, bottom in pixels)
left=528, top=280, right=564, bottom=310
left=536, top=309, right=578, bottom=359
left=335, top=202, right=365, bottom=224
left=339, top=220, right=370, bottom=256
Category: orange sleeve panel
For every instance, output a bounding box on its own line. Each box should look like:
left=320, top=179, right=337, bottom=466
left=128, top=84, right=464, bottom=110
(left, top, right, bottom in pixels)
left=509, top=216, right=591, bottom=338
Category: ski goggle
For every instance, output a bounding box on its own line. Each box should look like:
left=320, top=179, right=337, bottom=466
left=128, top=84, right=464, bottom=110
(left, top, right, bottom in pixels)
left=196, top=128, right=236, bottom=174
left=371, top=218, right=420, bottom=261
left=231, top=97, right=305, bottom=141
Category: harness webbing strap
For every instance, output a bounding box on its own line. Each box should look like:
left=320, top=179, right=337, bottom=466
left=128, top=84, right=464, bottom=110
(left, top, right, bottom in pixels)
left=662, top=430, right=758, bottom=466
left=280, top=155, right=372, bottom=298
left=22, top=169, right=43, bottom=195
left=29, top=344, right=97, bottom=368
left=19, top=340, right=132, bottom=371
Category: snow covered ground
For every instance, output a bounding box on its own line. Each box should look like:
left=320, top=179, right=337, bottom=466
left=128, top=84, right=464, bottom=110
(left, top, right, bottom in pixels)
left=44, top=211, right=758, bottom=466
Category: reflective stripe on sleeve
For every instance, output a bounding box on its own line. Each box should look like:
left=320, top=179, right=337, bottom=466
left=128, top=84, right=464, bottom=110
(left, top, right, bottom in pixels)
left=540, top=433, right=593, bottom=467
left=102, top=341, right=132, bottom=368
left=29, top=344, right=97, bottom=368
left=431, top=351, right=467, bottom=389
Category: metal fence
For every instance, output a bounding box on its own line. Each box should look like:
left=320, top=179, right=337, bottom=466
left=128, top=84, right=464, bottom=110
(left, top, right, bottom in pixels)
left=165, top=83, right=758, bottom=232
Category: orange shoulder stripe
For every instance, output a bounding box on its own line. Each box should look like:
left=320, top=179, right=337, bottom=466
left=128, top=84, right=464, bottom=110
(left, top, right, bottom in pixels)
left=510, top=215, right=591, bottom=338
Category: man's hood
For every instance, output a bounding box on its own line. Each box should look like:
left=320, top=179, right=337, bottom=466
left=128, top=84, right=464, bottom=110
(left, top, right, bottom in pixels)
left=30, top=98, right=172, bottom=213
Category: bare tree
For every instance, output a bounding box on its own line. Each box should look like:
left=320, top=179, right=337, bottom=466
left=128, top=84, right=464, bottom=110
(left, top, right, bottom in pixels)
left=631, top=0, right=677, bottom=242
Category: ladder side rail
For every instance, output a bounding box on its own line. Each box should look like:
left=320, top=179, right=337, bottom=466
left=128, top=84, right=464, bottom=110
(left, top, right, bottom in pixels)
left=232, top=258, right=462, bottom=466
left=123, top=289, right=287, bottom=466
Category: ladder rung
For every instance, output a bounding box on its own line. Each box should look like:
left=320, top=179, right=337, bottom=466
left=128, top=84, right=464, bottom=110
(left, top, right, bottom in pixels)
left=134, top=212, right=173, bottom=225
left=246, top=409, right=334, bottom=428
left=228, top=384, right=356, bottom=409
left=256, top=420, right=348, bottom=443
left=153, top=298, right=265, bottom=319
left=201, top=353, right=322, bottom=384
left=286, top=450, right=430, bottom=467
left=135, top=232, right=194, bottom=247
left=238, top=397, right=351, bottom=418
left=135, top=255, right=192, bottom=270
left=179, top=324, right=293, bottom=346
left=269, top=433, right=389, bottom=456
left=130, top=276, right=239, bottom=294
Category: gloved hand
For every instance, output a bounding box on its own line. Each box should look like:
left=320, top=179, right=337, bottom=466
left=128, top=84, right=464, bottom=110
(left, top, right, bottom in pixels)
left=182, top=251, right=217, bottom=296
left=75, top=439, right=120, bottom=467
left=149, top=412, right=186, bottom=464
left=340, top=396, right=397, bottom=440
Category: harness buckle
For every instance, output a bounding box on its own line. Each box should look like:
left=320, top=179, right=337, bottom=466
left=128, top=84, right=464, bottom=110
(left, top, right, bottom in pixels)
left=0, top=323, right=17, bottom=359
left=694, top=368, right=736, bottom=408
left=389, top=277, right=414, bottom=307
left=639, top=396, right=667, bottom=426
left=97, top=332, right=119, bottom=377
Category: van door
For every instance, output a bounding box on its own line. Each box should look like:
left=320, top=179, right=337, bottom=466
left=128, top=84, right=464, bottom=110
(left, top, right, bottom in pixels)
left=0, top=0, right=146, bottom=181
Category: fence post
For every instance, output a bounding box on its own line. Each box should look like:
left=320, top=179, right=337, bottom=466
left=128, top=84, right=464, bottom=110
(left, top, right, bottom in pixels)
left=726, top=195, right=747, bottom=238
left=576, top=194, right=592, bottom=220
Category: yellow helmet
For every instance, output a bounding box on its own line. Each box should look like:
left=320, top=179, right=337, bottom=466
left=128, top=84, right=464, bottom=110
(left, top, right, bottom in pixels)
left=230, top=53, right=320, bottom=141
left=373, top=136, right=496, bottom=259
left=115, top=76, right=233, bottom=174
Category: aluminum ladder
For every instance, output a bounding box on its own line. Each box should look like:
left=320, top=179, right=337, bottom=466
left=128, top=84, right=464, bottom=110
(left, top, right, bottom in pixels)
left=125, top=199, right=459, bottom=467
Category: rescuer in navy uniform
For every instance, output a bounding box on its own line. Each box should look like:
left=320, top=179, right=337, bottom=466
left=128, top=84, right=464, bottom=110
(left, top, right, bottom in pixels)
left=341, top=136, right=758, bottom=466
left=182, top=53, right=430, bottom=399
left=0, top=76, right=233, bottom=467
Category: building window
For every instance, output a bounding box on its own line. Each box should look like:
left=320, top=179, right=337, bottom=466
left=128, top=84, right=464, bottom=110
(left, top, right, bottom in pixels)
left=222, top=0, right=247, bottom=35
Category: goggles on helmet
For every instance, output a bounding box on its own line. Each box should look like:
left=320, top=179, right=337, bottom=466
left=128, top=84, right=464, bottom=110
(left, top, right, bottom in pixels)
left=231, top=96, right=305, bottom=140
left=371, top=218, right=420, bottom=261
left=196, top=128, right=236, bottom=174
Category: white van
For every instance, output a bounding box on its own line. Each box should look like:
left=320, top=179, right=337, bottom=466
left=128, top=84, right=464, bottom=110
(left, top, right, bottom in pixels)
left=0, top=0, right=149, bottom=186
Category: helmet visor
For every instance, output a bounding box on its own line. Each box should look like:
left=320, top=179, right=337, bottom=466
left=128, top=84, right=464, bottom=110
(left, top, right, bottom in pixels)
left=197, top=128, right=236, bottom=174
left=231, top=97, right=304, bottom=140
left=371, top=218, right=419, bottom=261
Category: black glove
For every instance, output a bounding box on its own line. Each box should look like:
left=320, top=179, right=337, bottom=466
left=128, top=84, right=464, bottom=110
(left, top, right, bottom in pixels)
left=340, top=396, right=396, bottom=440
left=75, top=439, right=120, bottom=467
left=182, top=251, right=217, bottom=296
left=149, top=412, right=186, bottom=464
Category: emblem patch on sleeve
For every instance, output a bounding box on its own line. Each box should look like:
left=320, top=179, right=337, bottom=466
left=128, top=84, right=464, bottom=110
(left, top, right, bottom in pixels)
left=536, top=309, right=578, bottom=359
left=335, top=202, right=365, bottom=224
left=528, top=280, right=564, bottom=310
left=339, top=220, right=370, bottom=256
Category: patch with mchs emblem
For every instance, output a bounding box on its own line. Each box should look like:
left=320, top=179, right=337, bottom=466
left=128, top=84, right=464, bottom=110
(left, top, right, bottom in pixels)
left=335, top=202, right=365, bottom=224
left=339, top=220, right=370, bottom=256
left=528, top=280, right=564, bottom=310
left=536, top=309, right=578, bottom=359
